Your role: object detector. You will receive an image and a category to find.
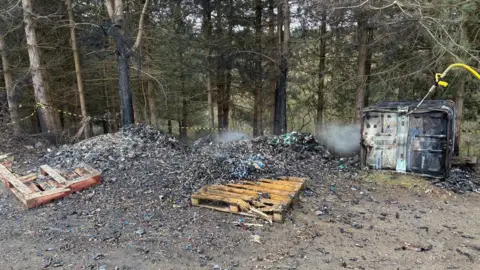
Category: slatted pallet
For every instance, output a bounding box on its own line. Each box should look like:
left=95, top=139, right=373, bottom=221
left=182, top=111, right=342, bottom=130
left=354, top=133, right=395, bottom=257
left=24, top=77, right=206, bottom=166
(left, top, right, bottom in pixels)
left=191, top=176, right=307, bottom=223
left=0, top=162, right=101, bottom=208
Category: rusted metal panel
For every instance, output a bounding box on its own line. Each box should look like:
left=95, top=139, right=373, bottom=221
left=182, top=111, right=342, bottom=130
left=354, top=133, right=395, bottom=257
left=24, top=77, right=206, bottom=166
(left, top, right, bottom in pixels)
left=361, top=100, right=456, bottom=178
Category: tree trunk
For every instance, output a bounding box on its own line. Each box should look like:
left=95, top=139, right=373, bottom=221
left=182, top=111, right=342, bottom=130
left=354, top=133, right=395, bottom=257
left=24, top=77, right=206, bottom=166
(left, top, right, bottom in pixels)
left=66, top=0, right=90, bottom=139
left=0, top=33, right=21, bottom=134
left=268, top=0, right=276, bottom=132
left=146, top=80, right=157, bottom=127
left=355, top=14, right=372, bottom=124
left=217, top=80, right=226, bottom=131
left=22, top=0, right=59, bottom=142
left=115, top=51, right=135, bottom=126
left=105, top=0, right=149, bottom=127
left=215, top=4, right=225, bottom=133
left=221, top=0, right=234, bottom=132
left=364, top=27, right=373, bottom=108
left=167, top=119, right=172, bottom=134
left=454, top=76, right=465, bottom=156
left=141, top=82, right=149, bottom=123
left=316, top=12, right=327, bottom=131
left=224, top=55, right=232, bottom=130
left=273, top=0, right=289, bottom=135
left=180, top=98, right=188, bottom=141
left=144, top=8, right=157, bottom=128
left=253, top=0, right=263, bottom=137
left=202, top=0, right=214, bottom=130
left=179, top=65, right=188, bottom=141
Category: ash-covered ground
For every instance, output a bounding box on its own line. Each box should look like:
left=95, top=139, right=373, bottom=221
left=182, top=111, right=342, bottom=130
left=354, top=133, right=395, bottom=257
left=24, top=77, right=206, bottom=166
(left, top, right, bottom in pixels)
left=1, top=125, right=480, bottom=270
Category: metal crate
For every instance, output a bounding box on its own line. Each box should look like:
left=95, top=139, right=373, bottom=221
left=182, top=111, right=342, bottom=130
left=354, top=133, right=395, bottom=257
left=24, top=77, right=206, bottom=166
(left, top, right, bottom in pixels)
left=360, top=100, right=456, bottom=178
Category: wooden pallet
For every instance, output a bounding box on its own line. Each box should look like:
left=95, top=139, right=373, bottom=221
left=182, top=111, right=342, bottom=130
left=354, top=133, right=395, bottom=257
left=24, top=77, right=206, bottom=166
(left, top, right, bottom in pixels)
left=191, top=176, right=307, bottom=223
left=0, top=162, right=101, bottom=208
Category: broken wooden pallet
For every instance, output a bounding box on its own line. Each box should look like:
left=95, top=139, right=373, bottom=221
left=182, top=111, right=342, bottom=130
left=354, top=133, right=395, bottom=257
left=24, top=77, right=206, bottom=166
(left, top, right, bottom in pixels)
left=0, top=162, right=101, bottom=208
left=191, top=176, right=307, bottom=223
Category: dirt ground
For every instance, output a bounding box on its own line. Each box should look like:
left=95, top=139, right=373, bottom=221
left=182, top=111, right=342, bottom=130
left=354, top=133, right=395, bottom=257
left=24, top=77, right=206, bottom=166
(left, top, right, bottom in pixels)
left=1, top=157, right=480, bottom=270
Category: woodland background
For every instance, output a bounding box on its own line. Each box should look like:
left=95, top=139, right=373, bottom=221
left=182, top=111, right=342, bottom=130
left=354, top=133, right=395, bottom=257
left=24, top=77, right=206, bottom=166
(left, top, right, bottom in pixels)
left=0, top=0, right=479, bottom=154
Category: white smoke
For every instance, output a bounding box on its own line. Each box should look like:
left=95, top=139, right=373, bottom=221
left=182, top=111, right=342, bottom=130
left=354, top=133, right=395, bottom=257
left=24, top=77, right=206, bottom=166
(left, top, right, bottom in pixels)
left=216, top=131, right=250, bottom=143
left=318, top=124, right=361, bottom=154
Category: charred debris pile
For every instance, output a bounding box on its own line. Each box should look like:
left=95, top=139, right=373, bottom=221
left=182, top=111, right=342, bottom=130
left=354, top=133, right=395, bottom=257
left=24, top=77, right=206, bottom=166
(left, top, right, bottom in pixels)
left=42, top=125, right=477, bottom=195
left=42, top=126, right=355, bottom=196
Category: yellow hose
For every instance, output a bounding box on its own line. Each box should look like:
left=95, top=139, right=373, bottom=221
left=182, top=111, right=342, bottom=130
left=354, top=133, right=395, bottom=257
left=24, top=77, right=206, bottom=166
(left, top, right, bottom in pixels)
left=443, top=63, right=480, bottom=79
left=410, top=63, right=480, bottom=113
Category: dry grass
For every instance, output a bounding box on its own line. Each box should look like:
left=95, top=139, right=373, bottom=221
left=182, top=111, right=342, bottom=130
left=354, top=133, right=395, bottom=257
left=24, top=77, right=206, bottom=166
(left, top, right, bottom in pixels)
left=363, top=171, right=433, bottom=190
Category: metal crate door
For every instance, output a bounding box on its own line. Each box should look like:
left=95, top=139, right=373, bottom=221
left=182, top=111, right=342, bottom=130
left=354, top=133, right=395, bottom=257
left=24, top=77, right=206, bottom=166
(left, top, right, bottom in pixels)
left=395, top=107, right=409, bottom=173
left=363, top=112, right=397, bottom=170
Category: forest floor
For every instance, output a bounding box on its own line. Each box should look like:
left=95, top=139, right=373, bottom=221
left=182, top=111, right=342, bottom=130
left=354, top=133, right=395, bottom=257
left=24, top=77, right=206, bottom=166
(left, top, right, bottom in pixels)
left=1, top=127, right=480, bottom=270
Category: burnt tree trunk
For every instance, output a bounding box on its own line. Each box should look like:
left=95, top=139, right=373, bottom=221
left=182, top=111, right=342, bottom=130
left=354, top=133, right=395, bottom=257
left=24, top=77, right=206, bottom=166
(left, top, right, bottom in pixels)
left=167, top=119, right=172, bottom=134
left=116, top=51, right=134, bottom=125
left=105, top=0, right=149, bottom=127
left=273, top=0, right=289, bottom=135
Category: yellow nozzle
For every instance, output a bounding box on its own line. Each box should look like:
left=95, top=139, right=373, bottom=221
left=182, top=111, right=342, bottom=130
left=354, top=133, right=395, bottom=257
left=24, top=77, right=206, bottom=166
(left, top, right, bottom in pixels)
left=435, top=73, right=449, bottom=87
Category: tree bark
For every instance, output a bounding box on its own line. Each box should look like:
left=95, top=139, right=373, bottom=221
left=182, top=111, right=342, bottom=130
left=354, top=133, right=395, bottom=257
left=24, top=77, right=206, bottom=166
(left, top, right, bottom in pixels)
left=0, top=33, right=21, bottom=134
left=454, top=76, right=465, bottom=156
left=273, top=0, right=289, bottom=135
left=453, top=22, right=470, bottom=156
left=22, top=0, right=60, bottom=142
left=180, top=98, right=188, bottom=141
left=105, top=0, right=149, bottom=127
left=146, top=80, right=157, bottom=127
left=167, top=119, right=172, bottom=134
left=66, top=0, right=90, bottom=139
left=223, top=63, right=231, bottom=130
left=316, top=12, right=326, bottom=130
left=253, top=0, right=263, bottom=137
left=221, top=0, right=234, bottom=132
left=364, top=27, right=373, bottom=108
left=215, top=3, right=225, bottom=132
left=179, top=61, right=188, bottom=141
left=217, top=76, right=226, bottom=131
left=141, top=82, right=148, bottom=123
left=355, top=14, right=372, bottom=124
left=267, top=0, right=276, bottom=131
left=144, top=8, right=157, bottom=128
left=202, top=0, right=214, bottom=130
